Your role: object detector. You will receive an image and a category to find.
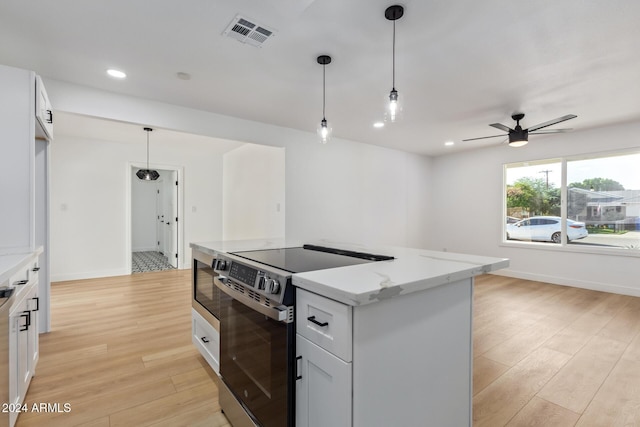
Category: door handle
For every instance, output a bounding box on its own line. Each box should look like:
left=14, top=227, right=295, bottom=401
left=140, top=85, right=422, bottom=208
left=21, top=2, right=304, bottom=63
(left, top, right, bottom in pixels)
left=46, top=110, right=53, bottom=124
left=32, top=297, right=39, bottom=312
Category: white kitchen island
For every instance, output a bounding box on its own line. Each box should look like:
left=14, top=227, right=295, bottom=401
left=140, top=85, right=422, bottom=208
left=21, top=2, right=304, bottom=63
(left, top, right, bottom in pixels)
left=190, top=240, right=508, bottom=427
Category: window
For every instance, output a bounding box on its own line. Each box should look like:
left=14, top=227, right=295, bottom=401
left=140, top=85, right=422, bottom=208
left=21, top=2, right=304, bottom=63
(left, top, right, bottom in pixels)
left=504, top=151, right=640, bottom=253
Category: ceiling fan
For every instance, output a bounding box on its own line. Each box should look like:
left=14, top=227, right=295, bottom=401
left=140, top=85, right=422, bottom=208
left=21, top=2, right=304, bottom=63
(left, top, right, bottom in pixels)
left=463, top=113, right=577, bottom=147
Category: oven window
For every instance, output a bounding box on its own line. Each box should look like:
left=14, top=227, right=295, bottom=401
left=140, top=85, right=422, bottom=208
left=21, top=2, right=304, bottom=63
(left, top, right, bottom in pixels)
left=193, top=259, right=220, bottom=319
left=228, top=302, right=274, bottom=397
left=220, top=296, right=291, bottom=427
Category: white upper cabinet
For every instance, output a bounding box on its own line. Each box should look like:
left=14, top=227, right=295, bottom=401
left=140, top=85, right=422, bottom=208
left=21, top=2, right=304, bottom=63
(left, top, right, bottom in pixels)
left=0, top=65, right=52, bottom=255
left=35, top=75, right=53, bottom=140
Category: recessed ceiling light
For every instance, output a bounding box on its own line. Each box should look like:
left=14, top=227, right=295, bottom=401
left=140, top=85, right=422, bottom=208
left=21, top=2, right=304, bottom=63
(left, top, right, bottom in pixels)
left=373, top=122, right=385, bottom=128
left=445, top=141, right=454, bottom=146
left=106, top=69, right=127, bottom=79
left=176, top=72, right=191, bottom=80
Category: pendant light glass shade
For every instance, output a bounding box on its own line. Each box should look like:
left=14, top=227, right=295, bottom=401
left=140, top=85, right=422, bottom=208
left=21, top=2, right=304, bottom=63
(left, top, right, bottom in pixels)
left=385, top=88, right=402, bottom=123
left=317, top=55, right=332, bottom=144
left=317, top=118, right=332, bottom=144
left=137, top=127, right=160, bottom=181
left=384, top=5, right=404, bottom=123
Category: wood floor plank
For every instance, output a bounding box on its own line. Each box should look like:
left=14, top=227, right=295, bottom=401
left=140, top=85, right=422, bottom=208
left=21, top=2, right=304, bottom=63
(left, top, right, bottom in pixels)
left=597, top=298, right=640, bottom=344
left=482, top=316, right=567, bottom=366
left=472, top=347, right=571, bottom=427
left=622, top=330, right=640, bottom=363
left=473, top=356, right=510, bottom=396
left=576, top=358, right=640, bottom=426
left=171, top=367, right=216, bottom=392
left=505, top=396, right=580, bottom=427
left=537, top=336, right=628, bottom=413
left=542, top=326, right=592, bottom=356
left=109, top=382, right=219, bottom=427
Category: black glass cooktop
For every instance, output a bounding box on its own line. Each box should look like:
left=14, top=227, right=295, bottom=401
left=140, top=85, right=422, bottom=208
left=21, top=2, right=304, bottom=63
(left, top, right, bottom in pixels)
left=231, top=244, right=394, bottom=274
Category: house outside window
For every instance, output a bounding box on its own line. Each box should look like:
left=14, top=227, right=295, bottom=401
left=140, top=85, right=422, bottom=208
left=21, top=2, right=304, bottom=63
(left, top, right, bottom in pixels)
left=504, top=151, right=640, bottom=253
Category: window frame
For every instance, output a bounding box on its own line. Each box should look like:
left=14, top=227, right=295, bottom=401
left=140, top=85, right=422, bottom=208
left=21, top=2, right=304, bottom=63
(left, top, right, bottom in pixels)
left=501, top=148, right=640, bottom=258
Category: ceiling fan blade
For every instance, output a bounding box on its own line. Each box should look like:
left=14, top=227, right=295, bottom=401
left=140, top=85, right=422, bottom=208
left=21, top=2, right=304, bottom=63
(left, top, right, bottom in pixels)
left=529, top=128, right=573, bottom=135
left=527, top=114, right=577, bottom=132
left=489, top=123, right=512, bottom=132
left=462, top=134, right=508, bottom=142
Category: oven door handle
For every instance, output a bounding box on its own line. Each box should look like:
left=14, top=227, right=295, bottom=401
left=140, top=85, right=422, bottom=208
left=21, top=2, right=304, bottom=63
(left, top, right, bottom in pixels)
left=214, top=277, right=291, bottom=323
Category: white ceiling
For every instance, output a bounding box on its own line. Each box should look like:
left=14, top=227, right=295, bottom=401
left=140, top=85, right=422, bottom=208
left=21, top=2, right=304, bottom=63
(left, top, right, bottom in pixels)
left=2, top=0, right=640, bottom=156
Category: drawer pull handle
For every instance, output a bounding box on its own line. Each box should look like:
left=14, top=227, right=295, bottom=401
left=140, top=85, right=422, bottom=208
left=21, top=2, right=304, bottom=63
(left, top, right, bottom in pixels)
left=32, top=297, right=40, bottom=312
left=296, top=356, right=302, bottom=380
left=307, top=316, right=328, bottom=327
left=201, top=336, right=210, bottom=343
left=32, top=267, right=40, bottom=272
left=15, top=280, right=28, bottom=286
left=19, top=311, right=31, bottom=331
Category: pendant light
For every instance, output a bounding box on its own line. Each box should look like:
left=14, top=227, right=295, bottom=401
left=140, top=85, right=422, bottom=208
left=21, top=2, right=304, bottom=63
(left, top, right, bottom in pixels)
left=384, top=5, right=404, bottom=123
left=136, top=127, right=160, bottom=181
left=316, top=55, right=332, bottom=144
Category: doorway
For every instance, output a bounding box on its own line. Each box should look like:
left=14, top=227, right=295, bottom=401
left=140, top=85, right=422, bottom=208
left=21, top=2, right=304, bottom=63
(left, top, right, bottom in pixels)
left=128, top=164, right=183, bottom=273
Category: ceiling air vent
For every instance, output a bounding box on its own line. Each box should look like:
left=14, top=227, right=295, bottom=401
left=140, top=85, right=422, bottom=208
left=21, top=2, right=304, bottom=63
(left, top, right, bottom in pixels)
left=223, top=14, right=276, bottom=48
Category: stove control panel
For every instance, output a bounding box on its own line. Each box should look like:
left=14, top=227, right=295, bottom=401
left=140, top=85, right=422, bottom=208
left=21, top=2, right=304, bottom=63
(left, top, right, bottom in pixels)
left=229, top=262, right=258, bottom=287
left=214, top=254, right=290, bottom=305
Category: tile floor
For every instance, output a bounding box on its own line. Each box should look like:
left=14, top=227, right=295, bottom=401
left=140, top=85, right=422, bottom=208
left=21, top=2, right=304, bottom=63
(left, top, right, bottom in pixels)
left=132, top=251, right=175, bottom=273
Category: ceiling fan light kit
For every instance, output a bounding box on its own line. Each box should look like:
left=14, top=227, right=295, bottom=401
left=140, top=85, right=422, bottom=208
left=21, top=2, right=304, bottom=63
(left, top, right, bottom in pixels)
left=464, top=113, right=577, bottom=147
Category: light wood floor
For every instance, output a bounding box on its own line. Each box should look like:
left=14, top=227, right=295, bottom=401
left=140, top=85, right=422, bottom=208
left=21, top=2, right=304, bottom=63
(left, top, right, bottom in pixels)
left=17, top=270, right=230, bottom=427
left=473, top=275, right=640, bottom=426
left=16, top=271, right=640, bottom=426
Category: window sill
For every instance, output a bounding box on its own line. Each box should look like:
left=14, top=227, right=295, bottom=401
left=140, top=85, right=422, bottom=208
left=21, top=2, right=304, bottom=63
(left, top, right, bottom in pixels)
left=500, top=240, right=640, bottom=258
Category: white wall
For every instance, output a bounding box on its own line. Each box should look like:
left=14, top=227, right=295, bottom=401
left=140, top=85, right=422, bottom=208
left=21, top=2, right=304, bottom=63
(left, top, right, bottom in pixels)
left=284, top=137, right=432, bottom=247
left=50, top=132, right=242, bottom=281
left=429, top=121, right=640, bottom=296
left=131, top=169, right=160, bottom=251
left=46, top=80, right=433, bottom=262
left=223, top=145, right=285, bottom=240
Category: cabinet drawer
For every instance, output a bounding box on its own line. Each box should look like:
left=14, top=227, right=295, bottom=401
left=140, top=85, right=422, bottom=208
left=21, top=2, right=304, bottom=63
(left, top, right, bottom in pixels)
left=296, top=289, right=352, bottom=362
left=192, top=309, right=219, bottom=373
left=9, top=256, right=39, bottom=300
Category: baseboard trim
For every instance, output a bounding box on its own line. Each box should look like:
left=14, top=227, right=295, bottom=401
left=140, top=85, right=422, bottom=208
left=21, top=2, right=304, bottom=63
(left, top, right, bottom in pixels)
left=52, top=268, right=132, bottom=282
left=491, top=269, right=640, bottom=297
left=132, top=247, right=158, bottom=253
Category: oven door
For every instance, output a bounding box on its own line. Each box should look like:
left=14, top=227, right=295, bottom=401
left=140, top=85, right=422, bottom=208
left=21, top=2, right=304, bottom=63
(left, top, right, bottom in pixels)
left=217, top=279, right=295, bottom=427
left=192, top=253, right=220, bottom=328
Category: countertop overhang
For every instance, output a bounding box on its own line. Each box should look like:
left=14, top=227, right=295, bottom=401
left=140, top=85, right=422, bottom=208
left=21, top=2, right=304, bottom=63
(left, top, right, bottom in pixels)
left=0, top=247, right=43, bottom=284
left=190, top=240, right=509, bottom=306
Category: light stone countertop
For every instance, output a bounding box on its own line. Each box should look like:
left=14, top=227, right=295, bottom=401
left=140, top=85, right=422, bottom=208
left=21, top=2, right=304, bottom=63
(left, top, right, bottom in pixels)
left=0, top=248, right=42, bottom=285
left=190, top=240, right=509, bottom=306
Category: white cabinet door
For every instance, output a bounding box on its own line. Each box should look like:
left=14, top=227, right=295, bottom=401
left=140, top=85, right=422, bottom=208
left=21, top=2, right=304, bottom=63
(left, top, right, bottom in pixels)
left=27, top=284, right=40, bottom=373
left=14, top=299, right=30, bottom=402
left=0, top=65, right=34, bottom=254
left=35, top=75, right=53, bottom=140
left=296, top=335, right=351, bottom=427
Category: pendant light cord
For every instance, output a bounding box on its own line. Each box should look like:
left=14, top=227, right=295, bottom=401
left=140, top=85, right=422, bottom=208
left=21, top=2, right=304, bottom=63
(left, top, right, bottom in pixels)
left=392, top=19, right=396, bottom=90
left=146, top=130, right=150, bottom=170
left=322, top=63, right=326, bottom=119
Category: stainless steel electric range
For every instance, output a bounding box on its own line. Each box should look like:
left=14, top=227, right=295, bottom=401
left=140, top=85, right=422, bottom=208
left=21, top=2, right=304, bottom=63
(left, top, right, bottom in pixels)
left=211, top=244, right=393, bottom=427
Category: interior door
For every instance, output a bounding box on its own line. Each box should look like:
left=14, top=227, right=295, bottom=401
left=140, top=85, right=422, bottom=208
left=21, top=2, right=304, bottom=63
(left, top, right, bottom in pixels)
left=168, top=171, right=178, bottom=268
left=156, top=179, right=164, bottom=253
